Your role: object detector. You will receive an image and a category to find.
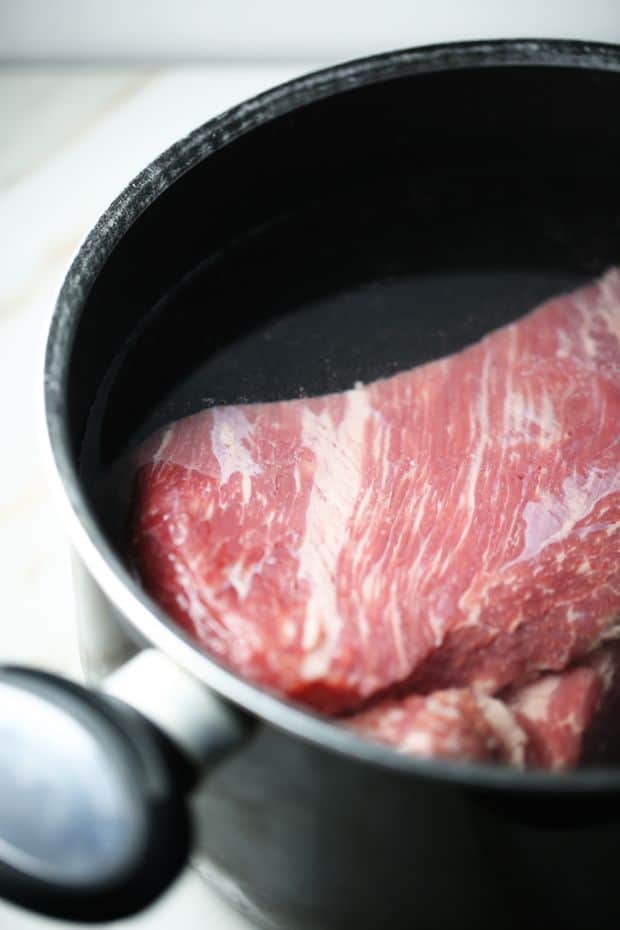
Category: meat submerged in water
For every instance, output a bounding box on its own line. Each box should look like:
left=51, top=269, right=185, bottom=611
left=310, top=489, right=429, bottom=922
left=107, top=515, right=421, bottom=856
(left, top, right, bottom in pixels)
left=347, top=645, right=620, bottom=770
left=505, top=644, right=620, bottom=769
left=131, top=269, right=620, bottom=766
left=347, top=687, right=529, bottom=767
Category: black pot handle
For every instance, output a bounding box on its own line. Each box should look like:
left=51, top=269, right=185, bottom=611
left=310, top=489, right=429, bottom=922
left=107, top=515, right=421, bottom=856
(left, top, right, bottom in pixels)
left=0, top=652, right=249, bottom=922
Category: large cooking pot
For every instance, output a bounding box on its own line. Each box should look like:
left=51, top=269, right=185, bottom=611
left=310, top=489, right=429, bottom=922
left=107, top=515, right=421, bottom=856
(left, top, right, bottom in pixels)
left=2, top=38, right=620, bottom=929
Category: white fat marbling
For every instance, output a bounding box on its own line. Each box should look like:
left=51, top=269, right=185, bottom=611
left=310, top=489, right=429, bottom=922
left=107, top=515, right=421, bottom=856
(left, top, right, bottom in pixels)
left=297, top=388, right=373, bottom=677
left=211, top=408, right=262, bottom=487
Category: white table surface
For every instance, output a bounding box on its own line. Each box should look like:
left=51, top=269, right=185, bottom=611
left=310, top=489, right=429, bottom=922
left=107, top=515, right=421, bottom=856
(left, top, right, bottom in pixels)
left=0, top=60, right=320, bottom=930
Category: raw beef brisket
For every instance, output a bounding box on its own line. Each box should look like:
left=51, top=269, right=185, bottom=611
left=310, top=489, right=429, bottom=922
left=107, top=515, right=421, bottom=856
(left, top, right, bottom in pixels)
left=131, top=269, right=620, bottom=765
left=347, top=687, right=529, bottom=767
left=348, top=645, right=620, bottom=770
left=505, top=644, right=620, bottom=769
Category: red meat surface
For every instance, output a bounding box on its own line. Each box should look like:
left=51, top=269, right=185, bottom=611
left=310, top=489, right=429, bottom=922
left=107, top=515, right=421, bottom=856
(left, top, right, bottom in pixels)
left=131, top=269, right=620, bottom=726
left=346, top=687, right=529, bottom=766
left=347, top=646, right=620, bottom=770
left=506, top=645, right=620, bottom=769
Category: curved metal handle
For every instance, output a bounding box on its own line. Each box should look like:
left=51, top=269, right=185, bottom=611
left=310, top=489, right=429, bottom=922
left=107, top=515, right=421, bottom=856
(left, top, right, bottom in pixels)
left=0, top=652, right=250, bottom=922
left=103, top=649, right=249, bottom=768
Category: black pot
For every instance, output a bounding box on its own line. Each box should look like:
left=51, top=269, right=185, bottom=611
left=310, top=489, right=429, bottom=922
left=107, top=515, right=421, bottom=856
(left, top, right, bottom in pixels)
left=3, top=38, right=620, bottom=929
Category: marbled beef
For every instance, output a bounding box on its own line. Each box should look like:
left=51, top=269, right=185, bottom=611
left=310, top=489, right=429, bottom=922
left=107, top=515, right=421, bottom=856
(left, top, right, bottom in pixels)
left=347, top=645, right=620, bottom=770
left=131, top=270, right=620, bottom=730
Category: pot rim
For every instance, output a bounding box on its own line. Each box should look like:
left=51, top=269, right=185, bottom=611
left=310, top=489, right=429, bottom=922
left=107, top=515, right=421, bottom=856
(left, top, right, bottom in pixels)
left=44, top=37, right=620, bottom=793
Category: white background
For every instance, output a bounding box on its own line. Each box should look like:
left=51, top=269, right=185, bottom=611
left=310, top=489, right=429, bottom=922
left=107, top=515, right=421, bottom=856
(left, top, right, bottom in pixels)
left=1, top=0, right=619, bottom=61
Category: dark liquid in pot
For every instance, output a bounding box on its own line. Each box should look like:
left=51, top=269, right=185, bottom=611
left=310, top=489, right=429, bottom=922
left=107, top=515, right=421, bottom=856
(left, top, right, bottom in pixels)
left=74, top=61, right=620, bottom=556
left=81, top=265, right=587, bottom=554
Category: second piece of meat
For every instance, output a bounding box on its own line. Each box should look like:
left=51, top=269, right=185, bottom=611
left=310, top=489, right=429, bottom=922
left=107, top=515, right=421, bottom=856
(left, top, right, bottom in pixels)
left=347, top=645, right=620, bottom=770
